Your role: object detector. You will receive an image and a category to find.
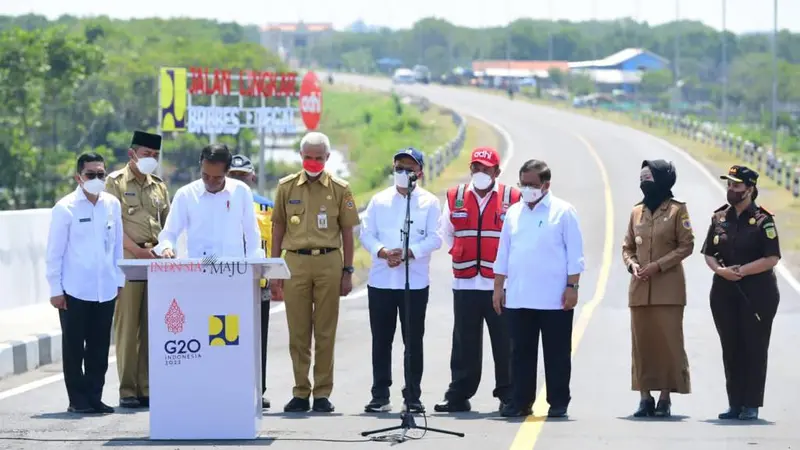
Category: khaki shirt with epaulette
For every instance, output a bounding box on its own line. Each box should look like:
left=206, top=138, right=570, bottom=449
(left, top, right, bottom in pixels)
left=105, top=165, right=171, bottom=258
left=273, top=170, right=361, bottom=250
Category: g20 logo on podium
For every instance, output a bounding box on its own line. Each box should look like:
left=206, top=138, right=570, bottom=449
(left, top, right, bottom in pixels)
left=162, top=299, right=203, bottom=366
left=164, top=339, right=202, bottom=354
left=209, top=315, right=240, bottom=346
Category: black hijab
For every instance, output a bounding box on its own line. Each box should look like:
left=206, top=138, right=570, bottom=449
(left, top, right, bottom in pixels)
left=640, top=159, right=676, bottom=212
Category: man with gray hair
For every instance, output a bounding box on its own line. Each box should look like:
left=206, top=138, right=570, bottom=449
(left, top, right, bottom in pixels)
left=270, top=131, right=361, bottom=413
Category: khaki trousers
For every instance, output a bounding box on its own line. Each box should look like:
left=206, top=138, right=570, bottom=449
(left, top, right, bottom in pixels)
left=283, top=250, right=342, bottom=399
left=114, top=280, right=149, bottom=398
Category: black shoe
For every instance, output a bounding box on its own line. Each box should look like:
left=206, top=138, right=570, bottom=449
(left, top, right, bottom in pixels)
left=633, top=398, right=655, bottom=418
left=90, top=402, right=115, bottom=414
left=137, top=396, right=149, bottom=408
left=312, top=397, right=335, bottom=413
left=364, top=398, right=392, bottom=413
left=67, top=404, right=94, bottom=414
left=499, top=399, right=512, bottom=412
left=718, top=406, right=741, bottom=420
left=283, top=397, right=310, bottom=413
left=547, top=406, right=568, bottom=418
left=434, top=398, right=471, bottom=413
left=403, top=400, right=426, bottom=414
left=738, top=407, right=759, bottom=420
left=500, top=403, right=532, bottom=417
left=262, top=398, right=271, bottom=409
left=654, top=399, right=671, bottom=417
left=119, top=397, right=140, bottom=408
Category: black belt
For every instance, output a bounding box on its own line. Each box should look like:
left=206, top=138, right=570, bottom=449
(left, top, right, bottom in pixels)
left=288, top=247, right=338, bottom=256
left=136, top=242, right=158, bottom=249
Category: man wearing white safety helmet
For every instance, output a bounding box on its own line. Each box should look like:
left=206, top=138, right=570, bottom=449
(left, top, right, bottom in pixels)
left=435, top=147, right=520, bottom=413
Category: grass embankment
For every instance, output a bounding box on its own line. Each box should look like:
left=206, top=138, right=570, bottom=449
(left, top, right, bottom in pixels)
left=319, top=84, right=457, bottom=203
left=475, top=89, right=800, bottom=267
left=315, top=84, right=460, bottom=286
left=350, top=113, right=503, bottom=285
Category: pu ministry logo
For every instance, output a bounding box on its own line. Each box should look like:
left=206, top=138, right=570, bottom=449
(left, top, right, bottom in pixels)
left=208, top=315, right=240, bottom=346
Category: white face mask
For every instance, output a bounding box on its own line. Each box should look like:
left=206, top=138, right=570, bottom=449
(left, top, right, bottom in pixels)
left=136, top=157, right=159, bottom=175
left=82, top=178, right=105, bottom=196
left=471, top=172, right=493, bottom=190
left=394, top=170, right=411, bottom=187
left=521, top=187, right=543, bottom=203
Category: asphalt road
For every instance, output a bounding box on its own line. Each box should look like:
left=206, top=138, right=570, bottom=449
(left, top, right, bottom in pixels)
left=1, top=75, right=798, bottom=450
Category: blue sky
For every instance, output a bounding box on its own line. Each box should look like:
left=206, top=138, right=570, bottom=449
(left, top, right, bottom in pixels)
left=2, top=0, right=796, bottom=33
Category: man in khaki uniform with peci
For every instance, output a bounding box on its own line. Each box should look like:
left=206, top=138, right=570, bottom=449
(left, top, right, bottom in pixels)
left=105, top=130, right=170, bottom=409
left=270, top=131, right=361, bottom=413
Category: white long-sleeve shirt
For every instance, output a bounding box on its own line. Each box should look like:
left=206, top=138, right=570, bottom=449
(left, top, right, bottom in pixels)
left=359, top=186, right=443, bottom=290
left=438, top=182, right=499, bottom=291
left=45, top=188, right=125, bottom=302
left=154, top=178, right=262, bottom=258
left=494, top=192, right=585, bottom=310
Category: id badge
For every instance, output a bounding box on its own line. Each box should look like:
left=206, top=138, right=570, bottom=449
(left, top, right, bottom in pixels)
left=317, top=212, right=328, bottom=229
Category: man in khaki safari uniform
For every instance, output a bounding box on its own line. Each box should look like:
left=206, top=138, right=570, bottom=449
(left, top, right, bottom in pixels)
left=105, top=130, right=170, bottom=409
left=270, top=132, right=361, bottom=413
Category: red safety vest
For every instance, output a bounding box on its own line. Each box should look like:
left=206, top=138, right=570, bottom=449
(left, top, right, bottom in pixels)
left=446, top=183, right=521, bottom=279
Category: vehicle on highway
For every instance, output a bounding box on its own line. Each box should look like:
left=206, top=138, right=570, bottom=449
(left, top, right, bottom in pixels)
left=392, top=68, right=416, bottom=84
left=412, top=65, right=431, bottom=84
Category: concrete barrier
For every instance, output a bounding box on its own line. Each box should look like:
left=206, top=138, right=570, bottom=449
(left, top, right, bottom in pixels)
left=0, top=209, right=52, bottom=310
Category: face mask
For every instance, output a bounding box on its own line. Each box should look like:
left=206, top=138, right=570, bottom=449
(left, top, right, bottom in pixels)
left=471, top=172, right=493, bottom=190
left=394, top=170, right=412, bottom=187
left=727, top=189, right=746, bottom=205
left=640, top=180, right=657, bottom=197
left=82, top=178, right=105, bottom=196
left=521, top=187, right=543, bottom=203
left=136, top=157, right=159, bottom=175
left=303, top=159, right=325, bottom=177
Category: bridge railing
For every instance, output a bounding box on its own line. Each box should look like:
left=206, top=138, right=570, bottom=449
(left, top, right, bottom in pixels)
left=636, top=112, right=800, bottom=198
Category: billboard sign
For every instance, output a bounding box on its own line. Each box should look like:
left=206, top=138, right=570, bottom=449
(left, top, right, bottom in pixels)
left=158, top=67, right=322, bottom=136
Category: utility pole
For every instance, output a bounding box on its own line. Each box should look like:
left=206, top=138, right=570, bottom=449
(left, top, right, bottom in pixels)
left=547, top=0, right=554, bottom=61
left=771, top=0, right=778, bottom=152
left=721, top=0, right=728, bottom=132
left=674, top=0, right=681, bottom=81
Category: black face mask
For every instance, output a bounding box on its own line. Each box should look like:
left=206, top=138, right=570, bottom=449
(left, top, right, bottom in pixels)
left=727, top=189, right=747, bottom=205
left=640, top=180, right=658, bottom=197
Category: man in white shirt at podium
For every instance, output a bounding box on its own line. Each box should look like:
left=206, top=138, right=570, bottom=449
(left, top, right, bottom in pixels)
left=154, top=143, right=262, bottom=259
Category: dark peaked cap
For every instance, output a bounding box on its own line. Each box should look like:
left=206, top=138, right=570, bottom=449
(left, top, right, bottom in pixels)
left=131, top=130, right=162, bottom=150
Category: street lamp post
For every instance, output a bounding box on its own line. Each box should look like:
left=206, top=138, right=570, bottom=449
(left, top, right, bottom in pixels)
left=771, top=0, right=778, bottom=153
left=722, top=0, right=728, bottom=135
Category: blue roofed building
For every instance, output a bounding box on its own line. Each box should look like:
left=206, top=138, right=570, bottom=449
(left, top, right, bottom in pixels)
left=568, top=48, right=670, bottom=93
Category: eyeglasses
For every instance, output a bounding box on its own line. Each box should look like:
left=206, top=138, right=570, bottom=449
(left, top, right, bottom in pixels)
left=83, top=171, right=106, bottom=180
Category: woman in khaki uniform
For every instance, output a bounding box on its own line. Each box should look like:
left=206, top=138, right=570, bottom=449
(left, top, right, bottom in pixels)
left=622, top=160, right=694, bottom=418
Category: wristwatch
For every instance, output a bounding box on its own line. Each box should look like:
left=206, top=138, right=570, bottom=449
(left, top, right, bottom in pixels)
left=342, top=266, right=355, bottom=274
left=567, top=283, right=579, bottom=290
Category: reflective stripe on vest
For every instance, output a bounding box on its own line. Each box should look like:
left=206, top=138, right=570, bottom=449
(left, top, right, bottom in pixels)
left=448, top=183, right=519, bottom=279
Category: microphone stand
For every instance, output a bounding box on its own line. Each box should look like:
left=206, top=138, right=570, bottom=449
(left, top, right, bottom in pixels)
left=360, top=175, right=465, bottom=444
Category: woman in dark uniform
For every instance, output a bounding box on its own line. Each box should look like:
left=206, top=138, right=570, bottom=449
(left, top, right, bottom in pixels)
left=700, top=165, right=781, bottom=421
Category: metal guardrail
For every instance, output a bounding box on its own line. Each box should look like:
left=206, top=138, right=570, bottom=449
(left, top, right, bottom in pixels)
left=637, top=112, right=800, bottom=198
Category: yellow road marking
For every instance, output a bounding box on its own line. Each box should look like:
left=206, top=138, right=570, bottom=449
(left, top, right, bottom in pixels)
left=508, top=132, right=615, bottom=450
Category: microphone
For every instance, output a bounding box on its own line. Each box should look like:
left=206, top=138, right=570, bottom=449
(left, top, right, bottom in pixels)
left=408, top=172, right=418, bottom=182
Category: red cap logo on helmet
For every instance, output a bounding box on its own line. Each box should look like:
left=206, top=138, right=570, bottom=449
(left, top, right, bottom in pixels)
left=299, top=71, right=323, bottom=130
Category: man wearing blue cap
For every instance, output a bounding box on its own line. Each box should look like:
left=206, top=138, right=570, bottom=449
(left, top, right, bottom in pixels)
left=228, top=154, right=274, bottom=410
left=359, top=148, right=443, bottom=413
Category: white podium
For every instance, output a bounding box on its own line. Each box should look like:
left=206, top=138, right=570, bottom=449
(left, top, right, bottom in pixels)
left=117, top=257, right=291, bottom=440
